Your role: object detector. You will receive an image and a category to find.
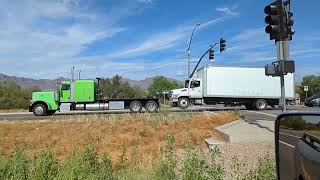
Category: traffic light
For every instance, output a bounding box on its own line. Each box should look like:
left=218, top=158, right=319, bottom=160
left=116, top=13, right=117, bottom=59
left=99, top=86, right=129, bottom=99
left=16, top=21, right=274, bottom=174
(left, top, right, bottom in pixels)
left=264, top=0, right=294, bottom=42
left=285, top=6, right=295, bottom=40
left=209, top=49, right=214, bottom=60
left=219, top=38, right=226, bottom=52
left=264, top=2, right=281, bottom=41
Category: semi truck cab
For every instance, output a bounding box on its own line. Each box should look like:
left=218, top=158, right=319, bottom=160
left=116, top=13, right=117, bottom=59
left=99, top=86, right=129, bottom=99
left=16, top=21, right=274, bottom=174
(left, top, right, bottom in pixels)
left=29, top=79, right=159, bottom=116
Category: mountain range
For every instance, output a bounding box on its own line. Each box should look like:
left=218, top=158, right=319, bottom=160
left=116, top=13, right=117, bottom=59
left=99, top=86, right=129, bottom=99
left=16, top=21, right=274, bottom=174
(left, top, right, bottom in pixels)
left=0, top=73, right=182, bottom=91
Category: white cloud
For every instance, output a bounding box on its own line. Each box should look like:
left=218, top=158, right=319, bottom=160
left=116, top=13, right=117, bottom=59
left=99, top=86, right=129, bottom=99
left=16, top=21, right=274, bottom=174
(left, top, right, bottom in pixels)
left=109, top=26, right=189, bottom=57
left=137, top=0, right=153, bottom=4
left=227, top=27, right=271, bottom=53
left=109, top=16, right=230, bottom=58
left=0, top=0, right=141, bottom=78
left=215, top=3, right=239, bottom=17
left=216, top=7, right=239, bottom=16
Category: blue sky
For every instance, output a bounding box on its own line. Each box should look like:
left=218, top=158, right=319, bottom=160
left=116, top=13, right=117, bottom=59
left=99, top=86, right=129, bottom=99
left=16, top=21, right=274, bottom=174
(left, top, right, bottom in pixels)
left=0, top=0, right=319, bottom=82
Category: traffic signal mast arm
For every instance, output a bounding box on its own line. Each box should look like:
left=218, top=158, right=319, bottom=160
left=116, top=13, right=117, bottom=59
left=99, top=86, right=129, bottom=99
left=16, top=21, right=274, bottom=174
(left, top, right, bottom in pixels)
left=189, top=44, right=217, bottom=79
left=189, top=38, right=226, bottom=79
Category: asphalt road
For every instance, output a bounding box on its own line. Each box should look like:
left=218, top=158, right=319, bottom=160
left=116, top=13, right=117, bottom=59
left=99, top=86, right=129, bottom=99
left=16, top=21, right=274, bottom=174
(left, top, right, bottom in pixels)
left=0, top=104, right=318, bottom=121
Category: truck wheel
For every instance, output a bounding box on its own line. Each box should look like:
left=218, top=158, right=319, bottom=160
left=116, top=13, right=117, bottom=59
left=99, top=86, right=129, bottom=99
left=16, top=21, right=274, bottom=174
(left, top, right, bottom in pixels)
left=46, top=110, right=56, bottom=116
left=129, top=101, right=142, bottom=113
left=145, top=100, right=158, bottom=113
left=255, top=99, right=268, bottom=111
left=32, top=104, right=47, bottom=116
left=178, top=98, right=190, bottom=109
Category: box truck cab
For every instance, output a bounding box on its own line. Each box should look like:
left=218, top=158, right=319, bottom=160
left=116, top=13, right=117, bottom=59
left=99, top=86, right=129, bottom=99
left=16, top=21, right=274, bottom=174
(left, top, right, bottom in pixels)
left=29, top=79, right=159, bottom=116
left=170, top=65, right=295, bottom=110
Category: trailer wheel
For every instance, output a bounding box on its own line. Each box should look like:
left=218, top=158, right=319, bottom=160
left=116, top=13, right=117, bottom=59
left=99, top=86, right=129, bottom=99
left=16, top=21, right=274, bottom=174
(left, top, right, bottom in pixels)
left=129, top=101, right=142, bottom=113
left=32, top=104, right=47, bottom=116
left=255, top=99, right=268, bottom=111
left=178, top=98, right=190, bottom=109
left=145, top=100, right=158, bottom=113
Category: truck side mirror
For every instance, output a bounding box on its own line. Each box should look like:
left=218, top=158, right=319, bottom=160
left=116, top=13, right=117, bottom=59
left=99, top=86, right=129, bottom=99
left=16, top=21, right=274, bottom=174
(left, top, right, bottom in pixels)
left=275, top=113, right=320, bottom=180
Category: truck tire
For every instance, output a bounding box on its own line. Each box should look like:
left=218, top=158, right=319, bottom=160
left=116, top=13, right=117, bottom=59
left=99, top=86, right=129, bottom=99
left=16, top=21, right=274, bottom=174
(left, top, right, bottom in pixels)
left=129, top=101, right=142, bottom=113
left=145, top=100, right=158, bottom=113
left=255, top=99, right=268, bottom=111
left=178, top=98, right=190, bottom=109
left=32, top=104, right=47, bottom=116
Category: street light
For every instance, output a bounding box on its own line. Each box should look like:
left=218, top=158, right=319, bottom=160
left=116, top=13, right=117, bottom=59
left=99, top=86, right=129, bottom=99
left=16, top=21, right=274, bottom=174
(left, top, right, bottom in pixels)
left=187, top=23, right=201, bottom=79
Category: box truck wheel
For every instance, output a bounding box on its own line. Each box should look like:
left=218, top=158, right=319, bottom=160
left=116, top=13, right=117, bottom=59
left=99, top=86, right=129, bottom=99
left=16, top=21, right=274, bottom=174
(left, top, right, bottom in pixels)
left=255, top=99, right=267, bottom=110
left=129, top=101, right=142, bottom=113
left=145, top=100, right=158, bottom=113
left=178, top=98, right=190, bottom=109
left=32, top=104, right=47, bottom=116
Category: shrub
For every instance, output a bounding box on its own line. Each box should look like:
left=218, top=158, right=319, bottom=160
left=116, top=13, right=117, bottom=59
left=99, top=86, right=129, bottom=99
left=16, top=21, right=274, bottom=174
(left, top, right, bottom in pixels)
left=207, top=146, right=224, bottom=180
left=154, top=133, right=176, bottom=180
left=58, top=143, right=99, bottom=180
left=180, top=145, right=223, bottom=180
left=97, top=152, right=113, bottom=180
left=30, top=149, right=59, bottom=180
left=244, top=155, right=276, bottom=180
left=4, top=148, right=29, bottom=180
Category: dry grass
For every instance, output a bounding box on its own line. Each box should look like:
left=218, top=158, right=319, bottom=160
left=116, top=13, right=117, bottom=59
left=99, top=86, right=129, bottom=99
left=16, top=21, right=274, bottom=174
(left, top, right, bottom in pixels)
left=0, top=112, right=237, bottom=168
left=0, top=109, right=27, bottom=113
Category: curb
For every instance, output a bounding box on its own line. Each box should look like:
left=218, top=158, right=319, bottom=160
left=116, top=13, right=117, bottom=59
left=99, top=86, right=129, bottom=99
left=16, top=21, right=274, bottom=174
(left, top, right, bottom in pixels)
left=215, top=119, right=243, bottom=142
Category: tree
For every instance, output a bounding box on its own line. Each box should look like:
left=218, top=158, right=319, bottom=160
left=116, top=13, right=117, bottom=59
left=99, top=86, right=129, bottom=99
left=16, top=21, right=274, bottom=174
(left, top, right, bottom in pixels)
left=148, top=76, right=182, bottom=96
left=0, top=81, right=40, bottom=110
left=297, top=75, right=320, bottom=101
left=100, top=75, right=144, bottom=99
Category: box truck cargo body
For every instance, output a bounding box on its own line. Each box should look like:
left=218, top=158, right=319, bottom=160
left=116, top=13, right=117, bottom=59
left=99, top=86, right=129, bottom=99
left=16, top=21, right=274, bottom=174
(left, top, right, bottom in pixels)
left=170, top=65, right=295, bottom=110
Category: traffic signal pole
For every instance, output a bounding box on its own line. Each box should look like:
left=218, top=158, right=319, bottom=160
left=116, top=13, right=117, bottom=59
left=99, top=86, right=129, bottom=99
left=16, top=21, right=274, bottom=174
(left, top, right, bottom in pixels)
left=264, top=0, right=294, bottom=112
left=277, top=41, right=289, bottom=112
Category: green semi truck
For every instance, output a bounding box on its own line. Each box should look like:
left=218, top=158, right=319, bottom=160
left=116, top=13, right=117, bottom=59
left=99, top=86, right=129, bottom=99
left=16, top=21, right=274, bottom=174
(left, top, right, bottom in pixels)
left=29, top=77, right=159, bottom=116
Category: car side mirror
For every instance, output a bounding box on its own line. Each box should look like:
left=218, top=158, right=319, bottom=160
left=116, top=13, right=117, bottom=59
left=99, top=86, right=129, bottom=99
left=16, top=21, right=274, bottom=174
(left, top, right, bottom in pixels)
left=275, top=113, right=320, bottom=180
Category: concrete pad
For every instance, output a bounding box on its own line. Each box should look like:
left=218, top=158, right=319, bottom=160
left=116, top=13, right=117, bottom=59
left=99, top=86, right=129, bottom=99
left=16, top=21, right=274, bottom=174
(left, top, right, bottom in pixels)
left=216, top=119, right=275, bottom=143
left=204, top=137, right=225, bottom=149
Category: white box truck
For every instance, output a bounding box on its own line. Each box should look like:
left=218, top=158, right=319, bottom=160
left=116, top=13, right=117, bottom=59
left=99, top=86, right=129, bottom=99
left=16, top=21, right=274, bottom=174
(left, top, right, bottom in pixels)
left=170, top=65, right=295, bottom=110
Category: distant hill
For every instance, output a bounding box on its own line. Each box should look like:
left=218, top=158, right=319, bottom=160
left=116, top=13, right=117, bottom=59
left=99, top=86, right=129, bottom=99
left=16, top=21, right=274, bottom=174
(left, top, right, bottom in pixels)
left=0, top=73, right=182, bottom=91
left=0, top=73, right=65, bottom=90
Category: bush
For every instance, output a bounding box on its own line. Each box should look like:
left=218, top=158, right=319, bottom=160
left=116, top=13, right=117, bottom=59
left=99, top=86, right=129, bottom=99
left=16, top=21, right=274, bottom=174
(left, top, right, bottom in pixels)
left=154, top=133, right=176, bottom=180
left=0, top=138, right=276, bottom=180
left=244, top=156, right=276, bottom=180
left=0, top=81, right=39, bottom=110
left=180, top=146, right=223, bottom=180
left=4, top=148, right=29, bottom=180
left=58, top=143, right=100, bottom=180
left=30, top=149, right=59, bottom=180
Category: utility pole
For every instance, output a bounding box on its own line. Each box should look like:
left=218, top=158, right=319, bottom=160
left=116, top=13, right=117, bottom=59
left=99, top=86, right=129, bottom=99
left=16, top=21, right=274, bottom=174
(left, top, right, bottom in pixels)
left=187, top=23, right=201, bottom=79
